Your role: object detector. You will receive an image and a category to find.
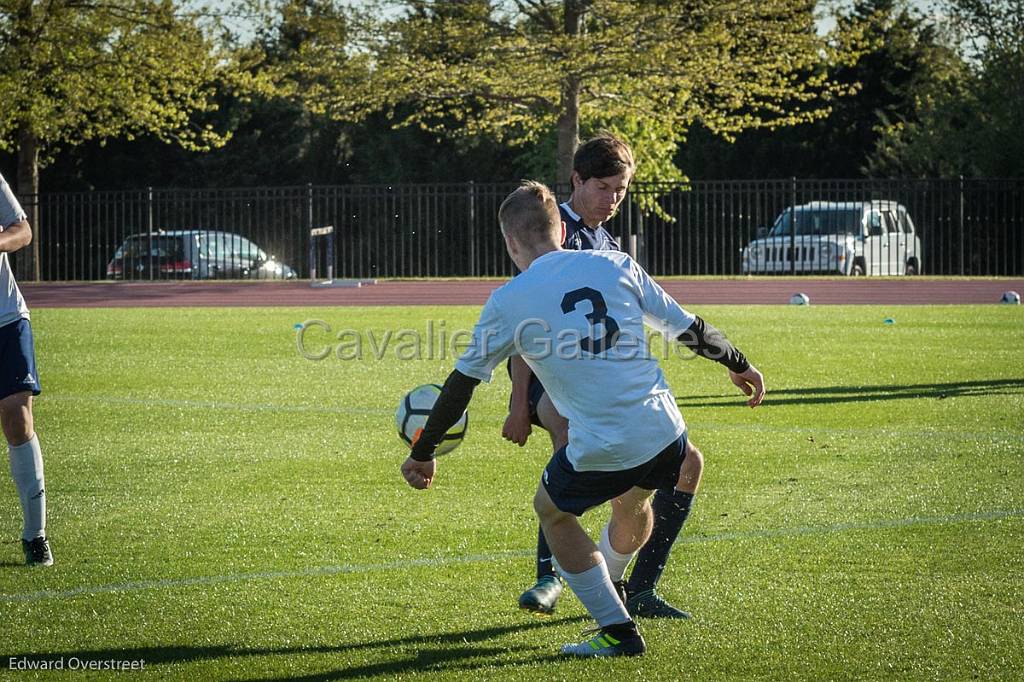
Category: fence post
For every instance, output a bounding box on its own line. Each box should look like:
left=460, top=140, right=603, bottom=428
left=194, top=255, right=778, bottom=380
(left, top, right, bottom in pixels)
left=789, top=177, right=797, bottom=275
left=146, top=187, right=154, bottom=280
left=307, top=183, right=314, bottom=279
left=306, top=183, right=314, bottom=231
left=636, top=201, right=645, bottom=269
left=624, top=195, right=633, bottom=260
left=467, top=181, right=477, bottom=276
left=958, top=174, right=965, bottom=275
left=31, top=194, right=40, bottom=281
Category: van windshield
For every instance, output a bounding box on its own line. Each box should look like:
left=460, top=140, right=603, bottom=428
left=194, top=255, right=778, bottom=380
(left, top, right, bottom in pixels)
left=769, top=209, right=862, bottom=236
left=115, top=236, right=185, bottom=259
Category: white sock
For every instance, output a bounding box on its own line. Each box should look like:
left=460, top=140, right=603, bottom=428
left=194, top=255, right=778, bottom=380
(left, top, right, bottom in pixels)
left=8, top=435, right=46, bottom=541
left=560, top=560, right=631, bottom=627
left=598, top=523, right=636, bottom=582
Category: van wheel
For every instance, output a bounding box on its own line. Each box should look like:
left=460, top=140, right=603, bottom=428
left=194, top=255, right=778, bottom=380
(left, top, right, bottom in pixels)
left=906, top=258, right=919, bottom=276
left=851, top=259, right=866, bottom=276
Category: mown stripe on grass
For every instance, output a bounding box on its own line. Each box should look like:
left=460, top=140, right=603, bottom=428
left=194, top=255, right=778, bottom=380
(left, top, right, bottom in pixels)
left=3, top=509, right=1020, bottom=603
left=45, top=394, right=382, bottom=416
left=44, top=395, right=1024, bottom=442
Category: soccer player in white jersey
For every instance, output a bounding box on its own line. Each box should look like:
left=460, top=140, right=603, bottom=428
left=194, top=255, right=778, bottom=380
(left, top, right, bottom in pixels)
left=507, top=134, right=706, bottom=620
left=401, top=181, right=764, bottom=657
left=0, top=172, right=51, bottom=566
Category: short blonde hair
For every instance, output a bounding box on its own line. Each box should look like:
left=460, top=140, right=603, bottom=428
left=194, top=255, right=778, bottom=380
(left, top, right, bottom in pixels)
left=498, top=181, right=561, bottom=245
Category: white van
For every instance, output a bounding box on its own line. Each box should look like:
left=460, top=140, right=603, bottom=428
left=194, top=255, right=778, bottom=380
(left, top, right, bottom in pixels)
left=741, top=201, right=923, bottom=276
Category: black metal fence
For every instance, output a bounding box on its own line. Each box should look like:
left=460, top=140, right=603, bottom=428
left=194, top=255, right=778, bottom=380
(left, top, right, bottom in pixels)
left=10, top=178, right=1023, bottom=281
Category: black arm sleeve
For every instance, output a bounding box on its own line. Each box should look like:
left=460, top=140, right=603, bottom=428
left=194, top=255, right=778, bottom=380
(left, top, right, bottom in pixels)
left=409, top=369, right=481, bottom=462
left=676, top=316, right=750, bottom=374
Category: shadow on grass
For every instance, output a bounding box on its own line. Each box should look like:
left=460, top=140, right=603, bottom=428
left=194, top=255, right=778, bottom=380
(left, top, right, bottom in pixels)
left=7, top=616, right=587, bottom=679
left=677, top=378, right=1024, bottom=408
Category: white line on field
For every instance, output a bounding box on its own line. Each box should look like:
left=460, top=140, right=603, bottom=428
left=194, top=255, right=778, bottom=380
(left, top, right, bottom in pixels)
left=2, top=509, right=1020, bottom=603
left=43, top=395, right=1024, bottom=442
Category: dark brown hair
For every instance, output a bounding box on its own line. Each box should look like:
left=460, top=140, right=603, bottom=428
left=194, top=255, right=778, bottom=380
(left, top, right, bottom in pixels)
left=573, top=133, right=635, bottom=182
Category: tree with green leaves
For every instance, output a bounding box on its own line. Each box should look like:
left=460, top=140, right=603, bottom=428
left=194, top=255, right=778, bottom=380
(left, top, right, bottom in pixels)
left=826, top=0, right=963, bottom=176
left=283, top=0, right=864, bottom=185
left=0, top=0, right=243, bottom=277
left=870, top=0, right=1023, bottom=176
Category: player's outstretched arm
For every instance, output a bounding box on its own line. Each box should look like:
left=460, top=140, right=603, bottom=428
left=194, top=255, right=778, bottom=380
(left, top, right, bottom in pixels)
left=629, top=260, right=766, bottom=407
left=677, top=316, right=766, bottom=408
left=401, top=369, right=481, bottom=489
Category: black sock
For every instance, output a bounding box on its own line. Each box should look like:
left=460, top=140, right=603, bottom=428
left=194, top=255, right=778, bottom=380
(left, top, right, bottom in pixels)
left=626, top=488, right=695, bottom=596
left=604, top=620, right=639, bottom=638
left=536, top=525, right=556, bottom=580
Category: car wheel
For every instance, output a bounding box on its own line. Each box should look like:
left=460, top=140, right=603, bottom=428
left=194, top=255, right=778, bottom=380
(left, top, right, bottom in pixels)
left=905, top=258, right=919, bottom=276
left=851, top=259, right=866, bottom=277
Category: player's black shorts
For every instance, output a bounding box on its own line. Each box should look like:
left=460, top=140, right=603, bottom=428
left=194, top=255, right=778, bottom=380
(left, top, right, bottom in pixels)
left=506, top=360, right=546, bottom=427
left=523, top=374, right=546, bottom=427
left=0, top=318, right=41, bottom=400
left=541, top=433, right=687, bottom=516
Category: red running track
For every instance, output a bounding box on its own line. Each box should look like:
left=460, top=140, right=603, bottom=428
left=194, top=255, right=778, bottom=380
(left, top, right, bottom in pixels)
left=20, top=278, right=1024, bottom=308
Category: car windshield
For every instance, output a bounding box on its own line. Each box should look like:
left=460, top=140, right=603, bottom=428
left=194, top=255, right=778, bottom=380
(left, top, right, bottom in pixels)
left=115, top=236, right=185, bottom=259
left=769, top=209, right=862, bottom=236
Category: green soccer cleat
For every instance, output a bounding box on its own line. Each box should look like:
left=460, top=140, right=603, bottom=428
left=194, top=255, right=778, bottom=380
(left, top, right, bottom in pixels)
left=560, top=621, right=646, bottom=658
left=518, top=575, right=563, bottom=616
left=626, top=589, right=691, bottom=619
left=22, top=537, right=53, bottom=567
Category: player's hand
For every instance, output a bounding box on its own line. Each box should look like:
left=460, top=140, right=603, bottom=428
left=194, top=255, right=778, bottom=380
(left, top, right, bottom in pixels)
left=729, top=365, right=766, bottom=408
left=502, top=407, right=532, bottom=446
left=401, top=456, right=436, bottom=489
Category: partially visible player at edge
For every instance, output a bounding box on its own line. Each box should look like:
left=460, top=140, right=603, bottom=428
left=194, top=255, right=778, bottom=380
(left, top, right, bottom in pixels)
left=0, top=171, right=51, bottom=566
left=504, top=134, right=703, bottom=619
left=401, top=181, right=764, bottom=657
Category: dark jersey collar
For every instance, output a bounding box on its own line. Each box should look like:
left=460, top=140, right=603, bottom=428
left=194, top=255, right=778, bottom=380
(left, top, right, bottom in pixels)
left=559, top=202, right=620, bottom=252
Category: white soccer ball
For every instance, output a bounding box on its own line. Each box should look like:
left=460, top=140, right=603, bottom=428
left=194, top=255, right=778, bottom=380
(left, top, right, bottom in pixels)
left=790, top=292, right=810, bottom=305
left=1001, top=290, right=1020, bottom=305
left=395, top=383, right=468, bottom=456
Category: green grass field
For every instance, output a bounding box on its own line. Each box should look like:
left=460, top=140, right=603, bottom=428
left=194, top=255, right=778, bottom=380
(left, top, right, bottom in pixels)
left=2, top=304, right=1023, bottom=680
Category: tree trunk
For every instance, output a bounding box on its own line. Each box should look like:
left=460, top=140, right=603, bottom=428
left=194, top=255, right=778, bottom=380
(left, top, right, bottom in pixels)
left=16, top=127, right=40, bottom=282
left=556, top=76, right=580, bottom=190
left=556, top=0, right=586, bottom=190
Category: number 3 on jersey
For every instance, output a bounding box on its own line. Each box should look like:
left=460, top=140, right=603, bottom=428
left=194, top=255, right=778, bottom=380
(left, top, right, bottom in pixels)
left=561, top=287, right=621, bottom=354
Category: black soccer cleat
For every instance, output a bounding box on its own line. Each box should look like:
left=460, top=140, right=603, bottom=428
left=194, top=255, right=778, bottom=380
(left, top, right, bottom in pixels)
left=518, top=574, right=563, bottom=616
left=560, top=620, right=646, bottom=657
left=22, top=536, right=53, bottom=567
left=626, top=589, right=692, bottom=619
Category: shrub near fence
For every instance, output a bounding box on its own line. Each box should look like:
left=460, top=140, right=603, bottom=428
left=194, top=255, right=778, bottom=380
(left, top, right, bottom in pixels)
left=11, top=178, right=1023, bottom=281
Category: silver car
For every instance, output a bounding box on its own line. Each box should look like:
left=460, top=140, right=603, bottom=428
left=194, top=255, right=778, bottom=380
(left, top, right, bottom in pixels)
left=741, top=201, right=923, bottom=276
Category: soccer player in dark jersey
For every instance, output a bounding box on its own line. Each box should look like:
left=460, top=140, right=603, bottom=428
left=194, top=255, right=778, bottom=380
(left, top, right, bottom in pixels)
left=504, top=135, right=702, bottom=619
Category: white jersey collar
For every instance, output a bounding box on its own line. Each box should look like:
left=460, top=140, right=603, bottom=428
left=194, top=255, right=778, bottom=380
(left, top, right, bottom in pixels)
left=560, top=201, right=583, bottom=223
